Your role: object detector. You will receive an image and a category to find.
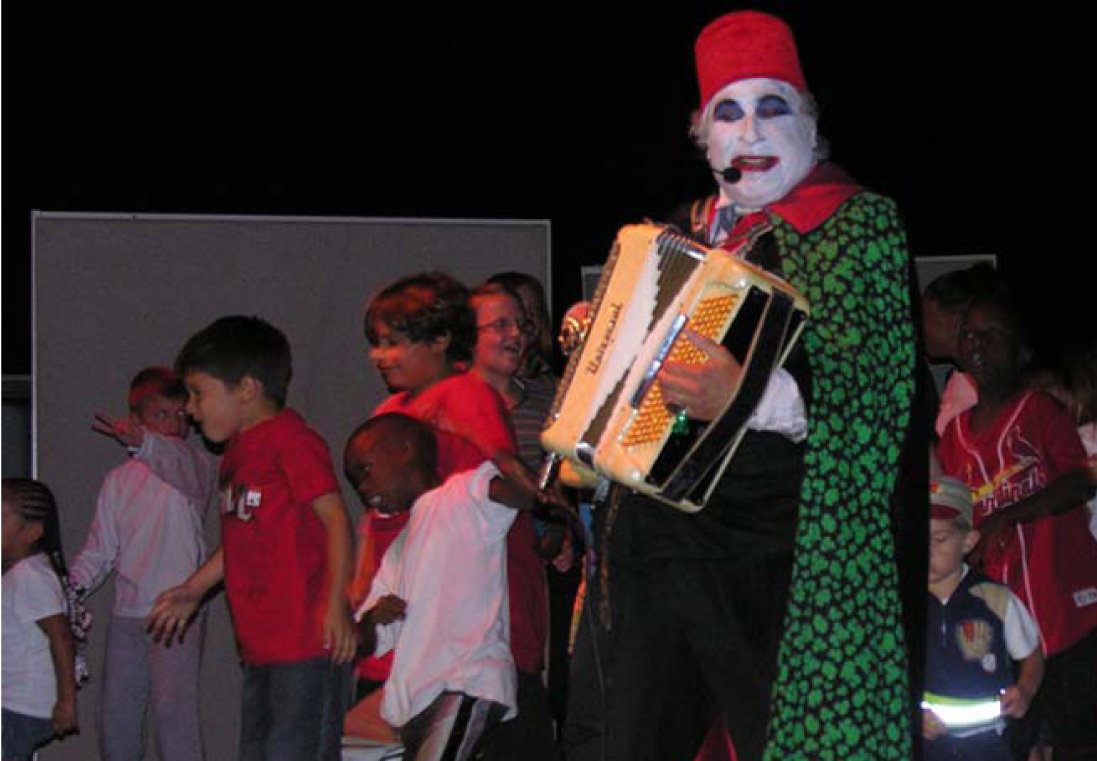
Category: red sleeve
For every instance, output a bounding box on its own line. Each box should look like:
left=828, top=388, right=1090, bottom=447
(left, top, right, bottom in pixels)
left=371, top=392, right=405, bottom=417
left=1028, top=393, right=1088, bottom=480
left=279, top=428, right=340, bottom=505
left=434, top=375, right=518, bottom=459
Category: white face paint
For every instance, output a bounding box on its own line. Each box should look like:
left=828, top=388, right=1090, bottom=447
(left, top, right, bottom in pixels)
left=703, top=77, right=818, bottom=210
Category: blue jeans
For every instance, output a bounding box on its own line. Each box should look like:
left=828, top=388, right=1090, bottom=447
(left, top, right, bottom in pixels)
left=239, top=656, right=347, bottom=761
left=1, top=708, right=55, bottom=761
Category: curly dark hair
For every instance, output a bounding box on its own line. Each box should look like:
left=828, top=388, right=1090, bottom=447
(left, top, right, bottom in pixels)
left=364, top=271, right=475, bottom=363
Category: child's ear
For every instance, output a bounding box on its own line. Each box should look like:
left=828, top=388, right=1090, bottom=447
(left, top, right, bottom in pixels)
left=23, top=520, right=44, bottom=546
left=428, top=332, right=452, bottom=357
left=238, top=375, right=262, bottom=402
left=963, top=529, right=981, bottom=554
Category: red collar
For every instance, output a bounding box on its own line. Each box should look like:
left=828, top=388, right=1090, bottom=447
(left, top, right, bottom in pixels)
left=767, top=162, right=862, bottom=233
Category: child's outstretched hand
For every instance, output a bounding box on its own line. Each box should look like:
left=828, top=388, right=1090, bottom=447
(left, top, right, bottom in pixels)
left=93, top=412, right=145, bottom=449
left=323, top=602, right=357, bottom=665
left=1000, top=684, right=1034, bottom=718
left=52, top=695, right=78, bottom=737
left=146, top=583, right=201, bottom=645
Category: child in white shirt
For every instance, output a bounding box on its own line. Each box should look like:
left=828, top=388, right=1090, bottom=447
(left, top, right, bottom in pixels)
left=69, top=366, right=216, bottom=761
left=2, top=478, right=79, bottom=761
left=347, top=412, right=553, bottom=761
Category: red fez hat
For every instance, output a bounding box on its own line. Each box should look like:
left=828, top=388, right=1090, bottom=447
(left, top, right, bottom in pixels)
left=695, top=11, right=807, bottom=110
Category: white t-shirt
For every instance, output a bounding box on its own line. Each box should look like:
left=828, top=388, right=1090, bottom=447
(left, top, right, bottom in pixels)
left=69, top=433, right=214, bottom=617
left=356, top=462, right=517, bottom=728
left=2, top=553, right=65, bottom=718
left=1001, top=585, right=1042, bottom=661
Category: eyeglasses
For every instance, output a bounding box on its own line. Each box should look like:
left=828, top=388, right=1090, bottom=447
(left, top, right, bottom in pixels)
left=477, top=318, right=535, bottom=336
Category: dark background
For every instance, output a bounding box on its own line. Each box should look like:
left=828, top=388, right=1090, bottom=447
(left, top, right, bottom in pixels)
left=5, top=4, right=1091, bottom=375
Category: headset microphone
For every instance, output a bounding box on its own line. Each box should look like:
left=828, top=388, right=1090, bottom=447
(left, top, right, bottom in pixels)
left=721, top=165, right=742, bottom=183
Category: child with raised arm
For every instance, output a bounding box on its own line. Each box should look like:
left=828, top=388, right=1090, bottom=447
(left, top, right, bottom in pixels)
left=147, top=315, right=355, bottom=761
left=69, top=366, right=216, bottom=761
left=347, top=412, right=548, bottom=760
left=3, top=479, right=80, bottom=761
left=922, top=476, right=1043, bottom=761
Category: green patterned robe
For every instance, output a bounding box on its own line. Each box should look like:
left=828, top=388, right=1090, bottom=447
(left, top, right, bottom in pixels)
left=763, top=191, right=916, bottom=760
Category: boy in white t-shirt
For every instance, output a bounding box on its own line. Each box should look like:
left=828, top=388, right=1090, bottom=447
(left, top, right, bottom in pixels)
left=346, top=412, right=547, bottom=761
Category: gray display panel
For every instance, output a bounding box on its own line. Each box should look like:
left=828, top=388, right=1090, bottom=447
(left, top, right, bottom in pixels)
left=32, top=212, right=550, bottom=760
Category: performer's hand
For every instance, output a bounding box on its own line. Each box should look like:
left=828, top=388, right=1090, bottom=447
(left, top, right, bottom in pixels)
left=922, top=708, right=947, bottom=740
left=93, top=412, right=145, bottom=449
left=146, top=583, right=201, bottom=645
left=658, top=329, right=742, bottom=421
left=323, top=601, right=357, bottom=665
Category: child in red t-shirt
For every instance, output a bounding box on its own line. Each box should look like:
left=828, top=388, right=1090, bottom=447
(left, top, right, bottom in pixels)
left=349, top=271, right=557, bottom=758
left=147, top=315, right=356, bottom=761
left=938, top=294, right=1097, bottom=759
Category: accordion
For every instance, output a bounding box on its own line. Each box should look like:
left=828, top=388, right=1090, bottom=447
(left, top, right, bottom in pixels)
left=540, top=223, right=809, bottom=512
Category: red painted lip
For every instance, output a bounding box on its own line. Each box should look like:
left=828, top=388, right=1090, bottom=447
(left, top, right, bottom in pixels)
left=732, top=156, right=779, bottom=171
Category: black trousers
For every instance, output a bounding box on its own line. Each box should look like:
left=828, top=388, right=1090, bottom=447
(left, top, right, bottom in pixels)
left=562, top=552, right=792, bottom=761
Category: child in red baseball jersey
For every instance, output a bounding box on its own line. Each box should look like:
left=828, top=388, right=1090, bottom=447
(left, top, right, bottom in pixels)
left=938, top=293, right=1097, bottom=759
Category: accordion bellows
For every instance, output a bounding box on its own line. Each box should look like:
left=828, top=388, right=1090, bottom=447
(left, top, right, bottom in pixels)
left=541, top=223, right=809, bottom=512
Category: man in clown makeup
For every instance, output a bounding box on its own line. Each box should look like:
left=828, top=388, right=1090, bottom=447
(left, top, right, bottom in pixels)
left=564, top=11, right=919, bottom=761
